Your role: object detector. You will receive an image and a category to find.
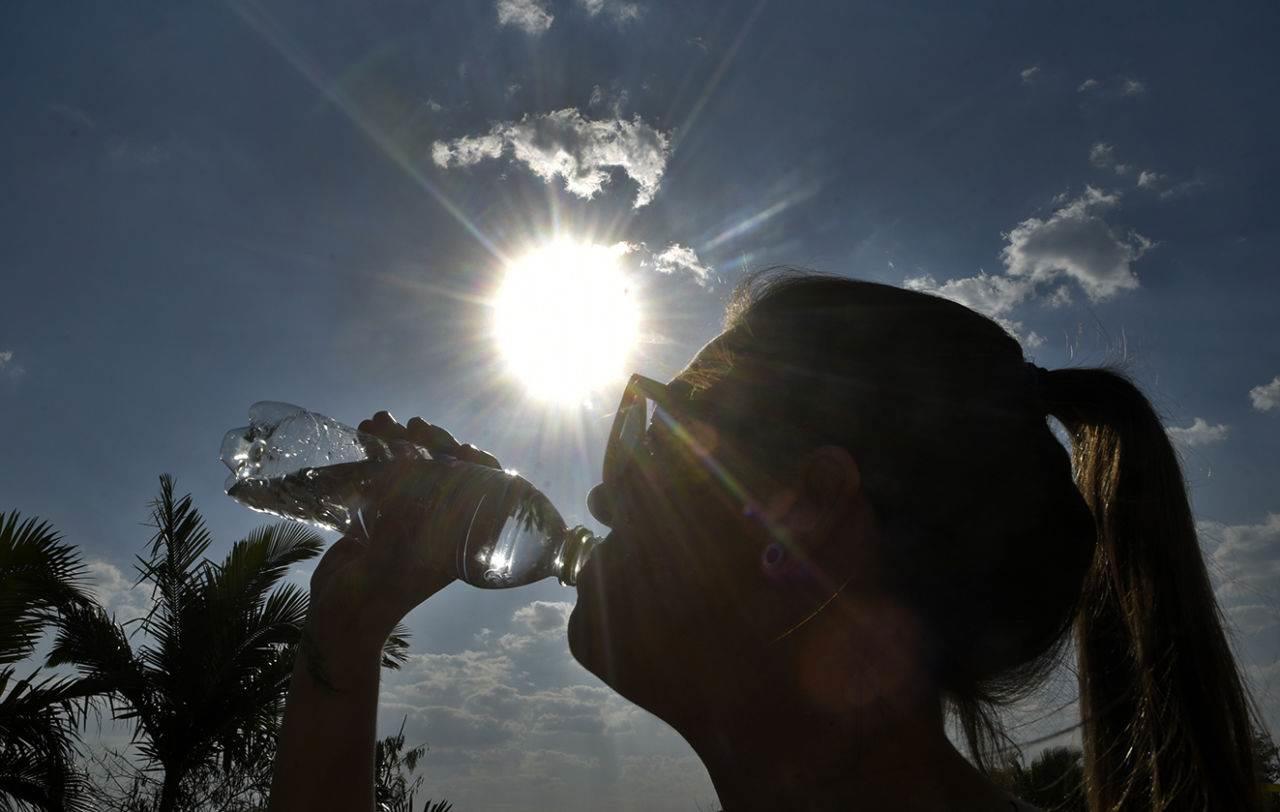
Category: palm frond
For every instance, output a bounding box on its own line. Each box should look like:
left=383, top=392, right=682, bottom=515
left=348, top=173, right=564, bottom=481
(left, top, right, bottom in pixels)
left=383, top=624, right=412, bottom=671
left=0, top=667, right=96, bottom=812
left=0, top=512, right=91, bottom=665
left=46, top=603, right=152, bottom=732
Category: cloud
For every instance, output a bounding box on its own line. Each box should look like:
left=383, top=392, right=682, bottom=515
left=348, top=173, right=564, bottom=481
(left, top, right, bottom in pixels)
left=1020, top=66, right=1040, bottom=84
left=1226, top=603, right=1280, bottom=637
left=499, top=600, right=574, bottom=652
left=432, top=109, right=671, bottom=208
left=1200, top=514, right=1280, bottom=604
left=1088, top=141, right=1131, bottom=175
left=0, top=350, right=24, bottom=380
left=1166, top=417, right=1230, bottom=448
left=904, top=187, right=1151, bottom=347
left=614, top=241, right=715, bottom=288
left=373, top=596, right=715, bottom=810
left=86, top=559, right=153, bottom=622
left=1157, top=176, right=1209, bottom=201
left=1088, top=142, right=1116, bottom=168
left=1076, top=76, right=1147, bottom=99
left=1251, top=376, right=1280, bottom=412
left=651, top=244, right=713, bottom=287
left=903, top=273, right=1041, bottom=348
left=1136, top=170, right=1165, bottom=189
left=496, top=0, right=553, bottom=34
left=1002, top=186, right=1152, bottom=301
left=588, top=84, right=630, bottom=116
left=577, top=0, right=642, bottom=24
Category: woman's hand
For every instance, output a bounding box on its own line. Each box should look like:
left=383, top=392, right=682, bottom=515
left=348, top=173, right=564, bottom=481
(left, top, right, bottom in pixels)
left=272, top=414, right=503, bottom=811
left=303, top=412, right=503, bottom=683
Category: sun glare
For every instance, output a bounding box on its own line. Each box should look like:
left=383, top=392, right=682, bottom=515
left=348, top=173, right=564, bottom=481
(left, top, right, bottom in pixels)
left=493, top=240, right=640, bottom=402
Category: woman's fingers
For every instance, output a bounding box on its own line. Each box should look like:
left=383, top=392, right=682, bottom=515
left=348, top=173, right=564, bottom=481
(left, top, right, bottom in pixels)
left=357, top=412, right=502, bottom=468
left=458, top=443, right=501, bottom=469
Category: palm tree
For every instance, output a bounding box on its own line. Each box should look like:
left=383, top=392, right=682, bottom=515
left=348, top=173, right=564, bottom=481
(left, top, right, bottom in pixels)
left=993, top=745, right=1086, bottom=812
left=48, top=475, right=407, bottom=812
left=0, top=512, right=95, bottom=812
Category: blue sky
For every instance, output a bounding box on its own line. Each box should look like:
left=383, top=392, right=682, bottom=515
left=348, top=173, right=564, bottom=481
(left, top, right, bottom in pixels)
left=3, top=1, right=1279, bottom=807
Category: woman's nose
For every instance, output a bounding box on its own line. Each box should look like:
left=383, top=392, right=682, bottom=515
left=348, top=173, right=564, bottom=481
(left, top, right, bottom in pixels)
left=587, top=483, right=614, bottom=526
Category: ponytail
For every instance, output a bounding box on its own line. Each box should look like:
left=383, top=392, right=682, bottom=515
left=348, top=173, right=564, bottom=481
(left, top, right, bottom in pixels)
left=1043, top=367, right=1263, bottom=811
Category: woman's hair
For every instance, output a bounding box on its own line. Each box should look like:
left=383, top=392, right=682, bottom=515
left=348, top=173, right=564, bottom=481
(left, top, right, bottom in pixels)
left=702, top=269, right=1264, bottom=811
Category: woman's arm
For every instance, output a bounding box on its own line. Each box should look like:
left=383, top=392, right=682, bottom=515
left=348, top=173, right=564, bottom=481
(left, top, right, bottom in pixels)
left=268, top=413, right=501, bottom=812
left=269, top=596, right=388, bottom=811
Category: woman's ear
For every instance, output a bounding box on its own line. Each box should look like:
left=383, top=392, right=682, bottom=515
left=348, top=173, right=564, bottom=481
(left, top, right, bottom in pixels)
left=760, top=445, right=863, bottom=550
left=799, top=445, right=862, bottom=521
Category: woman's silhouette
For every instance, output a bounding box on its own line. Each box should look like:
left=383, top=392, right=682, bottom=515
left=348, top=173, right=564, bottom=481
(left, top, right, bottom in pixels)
left=268, top=272, right=1266, bottom=811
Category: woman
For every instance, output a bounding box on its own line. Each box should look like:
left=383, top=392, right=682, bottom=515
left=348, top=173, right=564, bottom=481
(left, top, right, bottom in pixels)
left=269, top=272, right=1265, bottom=811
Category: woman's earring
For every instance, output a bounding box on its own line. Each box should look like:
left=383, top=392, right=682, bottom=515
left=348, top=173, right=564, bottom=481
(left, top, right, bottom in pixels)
left=762, top=542, right=787, bottom=569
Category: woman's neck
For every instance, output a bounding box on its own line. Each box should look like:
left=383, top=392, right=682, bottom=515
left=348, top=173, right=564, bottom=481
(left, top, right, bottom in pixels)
left=683, top=700, right=1011, bottom=812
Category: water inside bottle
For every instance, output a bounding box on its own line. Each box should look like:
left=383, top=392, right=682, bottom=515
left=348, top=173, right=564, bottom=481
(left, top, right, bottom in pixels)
left=226, top=459, right=596, bottom=587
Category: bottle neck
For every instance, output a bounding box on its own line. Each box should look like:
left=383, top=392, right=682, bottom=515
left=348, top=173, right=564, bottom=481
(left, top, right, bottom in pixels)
left=556, top=526, right=601, bottom=587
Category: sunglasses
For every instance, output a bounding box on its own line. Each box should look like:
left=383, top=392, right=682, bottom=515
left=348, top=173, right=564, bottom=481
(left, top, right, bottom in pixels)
left=602, top=374, right=686, bottom=493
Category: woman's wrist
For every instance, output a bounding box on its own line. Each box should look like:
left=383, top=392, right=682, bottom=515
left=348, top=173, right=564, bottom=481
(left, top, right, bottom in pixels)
left=297, top=610, right=391, bottom=693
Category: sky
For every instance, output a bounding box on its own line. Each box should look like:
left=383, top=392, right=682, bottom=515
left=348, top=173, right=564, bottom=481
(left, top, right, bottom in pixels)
left=2, top=0, right=1279, bottom=808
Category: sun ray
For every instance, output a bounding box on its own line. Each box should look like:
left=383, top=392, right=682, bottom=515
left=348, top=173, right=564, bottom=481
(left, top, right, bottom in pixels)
left=228, top=0, right=505, bottom=262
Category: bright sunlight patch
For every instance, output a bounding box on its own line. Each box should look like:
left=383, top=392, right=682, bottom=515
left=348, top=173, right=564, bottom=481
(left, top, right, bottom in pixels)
left=493, top=240, right=639, bottom=402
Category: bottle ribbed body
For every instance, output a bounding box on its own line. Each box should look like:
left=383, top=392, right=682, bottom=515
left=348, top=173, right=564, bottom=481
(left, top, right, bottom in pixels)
left=221, top=402, right=599, bottom=588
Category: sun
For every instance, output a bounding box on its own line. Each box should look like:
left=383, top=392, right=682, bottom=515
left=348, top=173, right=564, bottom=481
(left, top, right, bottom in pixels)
left=493, top=240, right=640, bottom=402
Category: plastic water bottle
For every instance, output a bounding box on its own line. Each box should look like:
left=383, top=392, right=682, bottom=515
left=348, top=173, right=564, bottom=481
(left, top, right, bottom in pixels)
left=220, top=402, right=600, bottom=588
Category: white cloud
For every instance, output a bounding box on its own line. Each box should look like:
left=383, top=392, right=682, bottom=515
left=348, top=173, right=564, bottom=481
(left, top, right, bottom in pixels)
left=432, top=109, right=671, bottom=208
left=904, top=187, right=1150, bottom=347
left=1158, top=176, right=1208, bottom=201
left=86, top=559, right=153, bottom=622
left=1136, top=170, right=1165, bottom=189
left=496, top=0, right=553, bottom=34
left=0, top=350, right=21, bottom=379
left=577, top=0, right=642, bottom=24
left=611, top=240, right=715, bottom=289
left=499, top=600, right=574, bottom=652
left=904, top=273, right=1041, bottom=348
left=1020, top=65, right=1040, bottom=84
left=1076, top=76, right=1147, bottom=99
left=1251, top=376, right=1280, bottom=412
left=1198, top=515, right=1280, bottom=739
left=588, top=84, right=630, bottom=116
left=1002, top=186, right=1152, bottom=301
left=1200, top=514, right=1280, bottom=604
left=376, top=597, right=714, bottom=810
left=1226, top=603, right=1280, bottom=637
left=1166, top=417, right=1230, bottom=448
left=651, top=244, right=713, bottom=287
left=1088, top=141, right=1132, bottom=175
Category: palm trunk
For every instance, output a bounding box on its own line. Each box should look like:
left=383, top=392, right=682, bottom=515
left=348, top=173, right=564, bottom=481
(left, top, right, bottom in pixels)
left=158, top=765, right=184, bottom=812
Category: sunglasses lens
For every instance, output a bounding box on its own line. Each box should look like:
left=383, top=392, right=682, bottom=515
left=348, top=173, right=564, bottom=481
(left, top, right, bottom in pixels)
left=617, top=394, right=650, bottom=456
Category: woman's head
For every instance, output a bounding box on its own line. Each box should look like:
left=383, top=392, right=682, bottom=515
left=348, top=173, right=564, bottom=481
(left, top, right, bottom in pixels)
left=570, top=269, right=1266, bottom=809
left=570, top=272, right=1095, bottom=732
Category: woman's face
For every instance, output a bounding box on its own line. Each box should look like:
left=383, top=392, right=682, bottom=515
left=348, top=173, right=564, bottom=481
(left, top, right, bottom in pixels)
left=567, top=338, right=790, bottom=717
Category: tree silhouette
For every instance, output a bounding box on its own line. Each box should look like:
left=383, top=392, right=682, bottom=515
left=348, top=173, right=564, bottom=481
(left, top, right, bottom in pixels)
left=992, top=745, right=1086, bottom=812
left=46, top=476, right=408, bottom=812
left=0, top=512, right=96, bottom=811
